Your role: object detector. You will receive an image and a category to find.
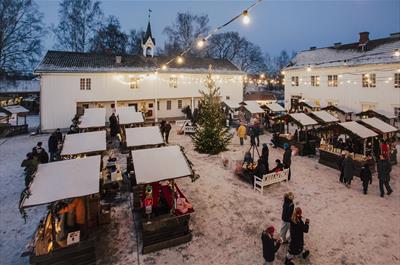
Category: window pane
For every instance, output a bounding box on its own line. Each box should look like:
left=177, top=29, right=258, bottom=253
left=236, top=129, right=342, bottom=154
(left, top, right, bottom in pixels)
left=86, top=78, right=91, bottom=90
left=166, top=100, right=171, bottom=110
left=394, top=73, right=400, bottom=88
left=80, top=78, right=85, bottom=90
left=178, top=100, right=182, bottom=109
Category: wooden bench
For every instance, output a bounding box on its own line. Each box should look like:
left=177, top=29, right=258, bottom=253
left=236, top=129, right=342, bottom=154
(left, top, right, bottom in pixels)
left=254, top=169, right=289, bottom=193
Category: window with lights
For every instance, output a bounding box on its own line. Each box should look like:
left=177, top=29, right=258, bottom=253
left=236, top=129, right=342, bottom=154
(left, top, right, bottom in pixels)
left=311, top=76, right=320, bottom=87
left=291, top=76, right=299, bottom=86
left=362, top=74, right=376, bottom=87
left=169, top=77, right=178, bottom=88
left=328, top=75, right=338, bottom=87
left=395, top=73, right=400, bottom=88
left=130, top=77, right=139, bottom=89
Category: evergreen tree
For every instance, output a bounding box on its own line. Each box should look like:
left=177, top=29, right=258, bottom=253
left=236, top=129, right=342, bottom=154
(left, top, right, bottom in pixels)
left=192, top=68, right=232, bottom=154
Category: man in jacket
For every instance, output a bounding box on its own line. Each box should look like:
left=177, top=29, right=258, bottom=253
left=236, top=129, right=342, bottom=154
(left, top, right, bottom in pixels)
left=360, top=163, right=372, bottom=195
left=21, top=153, right=38, bottom=187
left=283, top=143, right=292, bottom=181
left=337, top=152, right=346, bottom=183
left=342, top=153, right=355, bottom=188
left=377, top=155, right=393, bottom=197
left=164, top=121, right=172, bottom=144
left=261, top=143, right=269, bottom=173
left=48, top=132, right=59, bottom=162
left=280, top=192, right=295, bottom=243
left=285, top=207, right=310, bottom=265
left=237, top=123, right=247, bottom=146
left=32, top=142, right=49, bottom=164
left=261, top=226, right=281, bottom=265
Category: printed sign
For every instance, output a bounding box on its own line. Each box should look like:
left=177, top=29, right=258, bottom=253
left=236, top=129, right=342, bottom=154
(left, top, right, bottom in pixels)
left=67, top=231, right=80, bottom=245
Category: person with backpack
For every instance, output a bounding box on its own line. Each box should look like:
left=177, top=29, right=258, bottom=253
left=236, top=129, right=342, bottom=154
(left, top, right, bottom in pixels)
left=261, top=226, right=281, bottom=265
left=360, top=163, right=372, bottom=194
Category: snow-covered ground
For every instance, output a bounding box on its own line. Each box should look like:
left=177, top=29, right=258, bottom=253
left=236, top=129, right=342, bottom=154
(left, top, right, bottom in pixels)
left=0, top=125, right=399, bottom=265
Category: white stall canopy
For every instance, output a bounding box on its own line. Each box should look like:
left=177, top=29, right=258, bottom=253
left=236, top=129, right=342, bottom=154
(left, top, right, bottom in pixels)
left=132, top=146, right=192, bottom=184
left=375, top=110, right=397, bottom=120
left=2, top=105, right=29, bottom=114
left=264, top=102, right=285, bottom=112
left=290, top=113, right=318, bottom=126
left=61, top=130, right=106, bottom=156
left=116, top=107, right=144, bottom=125
left=359, top=118, right=398, bottom=134
left=301, top=100, right=318, bottom=109
left=223, top=100, right=241, bottom=110
left=311, top=110, right=339, bottom=123
left=79, top=108, right=106, bottom=129
left=125, top=126, right=164, bottom=148
left=336, top=105, right=355, bottom=114
left=338, top=121, right=378, bottom=139
left=23, top=156, right=101, bottom=207
left=243, top=101, right=264, bottom=114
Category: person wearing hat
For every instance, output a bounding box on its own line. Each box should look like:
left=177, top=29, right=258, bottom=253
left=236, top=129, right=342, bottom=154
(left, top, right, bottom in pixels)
left=32, top=142, right=49, bottom=164
left=261, top=225, right=281, bottom=265
left=237, top=123, right=247, bottom=146
left=285, top=207, right=310, bottom=265
left=283, top=143, right=292, bottom=181
left=271, top=159, right=284, bottom=173
left=280, top=192, right=295, bottom=243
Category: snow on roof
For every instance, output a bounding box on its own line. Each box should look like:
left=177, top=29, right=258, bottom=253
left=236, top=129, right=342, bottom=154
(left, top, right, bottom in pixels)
left=336, top=105, right=356, bottom=114
left=223, top=100, right=241, bottom=109
left=359, top=118, right=398, bottom=134
left=374, top=109, right=397, bottom=119
left=116, top=107, right=144, bottom=125
left=290, top=113, right=319, bottom=126
left=61, top=130, right=106, bottom=156
left=131, top=145, right=192, bottom=184
left=311, top=111, right=339, bottom=123
left=0, top=112, right=8, bottom=117
left=2, top=105, right=29, bottom=114
left=23, top=156, right=101, bottom=207
left=338, top=121, right=378, bottom=139
left=264, top=102, right=285, bottom=112
left=79, top=108, right=106, bottom=129
left=301, top=100, right=318, bottom=109
left=286, top=38, right=400, bottom=70
left=125, top=126, right=164, bottom=148
left=243, top=101, right=264, bottom=114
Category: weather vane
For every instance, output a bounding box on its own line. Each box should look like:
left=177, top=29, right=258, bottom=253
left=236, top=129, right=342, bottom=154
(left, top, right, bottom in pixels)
left=148, top=9, right=152, bottom=21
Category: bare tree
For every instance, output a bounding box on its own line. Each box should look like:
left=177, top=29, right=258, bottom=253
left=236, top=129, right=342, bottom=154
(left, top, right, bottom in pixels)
left=53, top=0, right=103, bottom=52
left=90, top=16, right=128, bottom=53
left=0, top=0, right=45, bottom=75
left=235, top=40, right=266, bottom=74
left=206, top=32, right=243, bottom=61
left=127, top=29, right=144, bottom=55
left=163, top=12, right=210, bottom=55
left=274, top=50, right=290, bottom=71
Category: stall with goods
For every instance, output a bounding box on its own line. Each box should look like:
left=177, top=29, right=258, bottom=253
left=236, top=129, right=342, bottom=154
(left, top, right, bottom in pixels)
left=124, top=126, right=164, bottom=150
left=78, top=108, right=106, bottom=132
left=260, top=102, right=285, bottom=132
left=115, top=107, right=144, bottom=140
left=0, top=104, right=29, bottom=136
left=321, top=105, right=355, bottom=122
left=60, top=130, right=107, bottom=159
left=130, top=145, right=195, bottom=254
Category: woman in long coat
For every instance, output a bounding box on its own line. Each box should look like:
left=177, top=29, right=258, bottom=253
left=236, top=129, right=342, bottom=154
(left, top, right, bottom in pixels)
left=285, top=207, right=310, bottom=265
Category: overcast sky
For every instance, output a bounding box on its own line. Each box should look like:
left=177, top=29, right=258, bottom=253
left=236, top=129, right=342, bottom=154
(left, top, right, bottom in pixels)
left=37, top=0, right=400, bottom=56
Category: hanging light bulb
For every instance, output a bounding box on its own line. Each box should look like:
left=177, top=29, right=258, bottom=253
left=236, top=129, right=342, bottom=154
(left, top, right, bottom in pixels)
left=260, top=73, right=265, bottom=79
left=394, top=49, right=400, bottom=57
left=176, top=56, right=184, bottom=64
left=307, top=65, right=312, bottom=72
left=281, top=70, right=285, bottom=75
left=197, top=38, right=206, bottom=49
left=161, top=64, right=167, bottom=70
left=242, top=10, right=250, bottom=24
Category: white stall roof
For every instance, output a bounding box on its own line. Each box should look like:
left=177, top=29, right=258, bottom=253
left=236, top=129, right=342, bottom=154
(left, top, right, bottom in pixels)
left=132, top=146, right=192, bottom=184
left=0, top=112, right=8, bottom=117
left=23, top=156, right=101, bottom=207
left=360, top=118, right=398, bottom=134
left=311, top=110, right=339, bottom=123
left=375, top=110, right=397, bottom=120
left=2, top=105, right=29, bottom=114
left=339, top=121, right=378, bottom=139
left=265, top=102, right=285, bottom=112
left=336, top=105, right=355, bottom=114
left=301, top=100, right=318, bottom=109
left=79, top=108, right=106, bottom=128
left=125, top=126, right=164, bottom=147
left=290, top=113, right=318, bottom=126
left=116, top=107, right=144, bottom=125
left=223, top=100, right=241, bottom=109
left=243, top=101, right=264, bottom=114
left=61, top=130, right=106, bottom=156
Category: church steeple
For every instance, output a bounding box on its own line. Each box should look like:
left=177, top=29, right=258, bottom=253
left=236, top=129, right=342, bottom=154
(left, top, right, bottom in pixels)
left=142, top=9, right=155, bottom=57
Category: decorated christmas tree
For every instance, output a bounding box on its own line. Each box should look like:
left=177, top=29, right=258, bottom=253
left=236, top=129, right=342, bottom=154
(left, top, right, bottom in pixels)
left=192, top=67, right=232, bottom=154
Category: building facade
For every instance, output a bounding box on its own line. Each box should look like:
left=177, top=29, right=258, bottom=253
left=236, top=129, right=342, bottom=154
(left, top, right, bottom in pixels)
left=284, top=32, right=400, bottom=117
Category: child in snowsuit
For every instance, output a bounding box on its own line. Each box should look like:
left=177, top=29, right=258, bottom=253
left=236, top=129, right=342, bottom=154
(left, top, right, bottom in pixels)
left=360, top=163, right=372, bottom=194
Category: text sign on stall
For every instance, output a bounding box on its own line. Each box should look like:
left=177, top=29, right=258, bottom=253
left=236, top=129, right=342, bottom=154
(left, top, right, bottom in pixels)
left=67, top=231, right=80, bottom=245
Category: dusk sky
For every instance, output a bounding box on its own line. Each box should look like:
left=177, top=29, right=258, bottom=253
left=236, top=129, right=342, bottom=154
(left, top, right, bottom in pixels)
left=37, top=0, right=400, bottom=56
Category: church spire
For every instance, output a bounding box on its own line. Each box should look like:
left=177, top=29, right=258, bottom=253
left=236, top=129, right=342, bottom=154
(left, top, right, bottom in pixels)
left=142, top=9, right=155, bottom=57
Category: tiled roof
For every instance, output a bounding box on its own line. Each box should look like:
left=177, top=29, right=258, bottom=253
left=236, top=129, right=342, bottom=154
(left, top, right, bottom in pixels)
left=34, top=51, right=242, bottom=74
left=243, top=92, right=277, bottom=101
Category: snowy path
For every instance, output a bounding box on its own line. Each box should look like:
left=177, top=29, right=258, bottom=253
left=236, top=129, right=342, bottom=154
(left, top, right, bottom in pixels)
left=0, top=127, right=399, bottom=265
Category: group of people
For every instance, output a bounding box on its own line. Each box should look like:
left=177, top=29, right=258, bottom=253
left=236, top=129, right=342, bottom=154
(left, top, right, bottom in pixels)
left=262, top=192, right=310, bottom=265
left=337, top=152, right=393, bottom=197
left=236, top=116, right=262, bottom=147
left=159, top=120, right=172, bottom=144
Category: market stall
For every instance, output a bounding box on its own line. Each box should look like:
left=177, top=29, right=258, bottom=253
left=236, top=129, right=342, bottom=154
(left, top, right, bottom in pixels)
left=308, top=110, right=339, bottom=125
left=60, top=130, right=107, bottom=159
left=222, top=100, right=241, bottom=127
left=300, top=99, right=320, bottom=112
left=130, top=145, right=195, bottom=254
left=20, top=156, right=108, bottom=265
left=0, top=104, right=29, bottom=136
left=261, top=102, right=285, bottom=131
left=355, top=109, right=397, bottom=126
left=321, top=105, right=355, bottom=122
left=124, top=126, right=164, bottom=150
left=78, top=108, right=106, bottom=132
left=318, top=121, right=377, bottom=174
left=115, top=107, right=144, bottom=138
left=272, top=113, right=319, bottom=156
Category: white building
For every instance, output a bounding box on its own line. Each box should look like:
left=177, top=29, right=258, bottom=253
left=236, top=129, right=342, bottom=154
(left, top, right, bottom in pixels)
left=35, top=21, right=244, bottom=131
left=284, top=32, right=400, bottom=118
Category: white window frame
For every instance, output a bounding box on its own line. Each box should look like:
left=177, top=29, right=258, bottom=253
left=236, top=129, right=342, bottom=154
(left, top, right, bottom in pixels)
left=291, top=76, right=299, bottom=87
left=362, top=73, right=376, bottom=88
left=80, top=78, right=91, bottom=90
left=130, top=77, right=139, bottom=89
left=311, top=76, right=320, bottom=87
left=394, top=73, right=400, bottom=88
left=328, top=75, right=338, bottom=87
left=169, top=77, right=178, bottom=88
left=166, top=100, right=172, bottom=110
left=177, top=100, right=182, bottom=109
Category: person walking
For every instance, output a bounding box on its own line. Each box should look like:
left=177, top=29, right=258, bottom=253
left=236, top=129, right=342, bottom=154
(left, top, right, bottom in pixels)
left=283, top=143, right=292, bottom=181
left=159, top=120, right=166, bottom=140
left=261, top=226, right=281, bottom=265
left=249, top=127, right=256, bottom=146
left=237, top=123, right=247, bottom=146
left=337, top=152, right=346, bottom=183
left=360, top=163, right=372, bottom=194
left=21, top=153, right=39, bottom=187
left=377, top=155, right=393, bottom=197
left=164, top=121, right=172, bottom=144
left=48, top=132, right=58, bottom=162
left=280, top=192, right=295, bottom=244
left=253, top=119, right=261, bottom=147
left=261, top=143, right=269, bottom=173
left=342, top=153, right=355, bottom=188
left=109, top=112, right=120, bottom=137
left=55, top=128, right=63, bottom=142
left=32, top=142, right=49, bottom=164
left=285, top=207, right=310, bottom=265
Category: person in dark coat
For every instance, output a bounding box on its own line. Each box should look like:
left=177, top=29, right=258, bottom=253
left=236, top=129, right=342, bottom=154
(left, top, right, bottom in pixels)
left=255, top=159, right=266, bottom=181
left=271, top=159, right=284, bottom=173
left=261, top=143, right=269, bottom=173
left=249, top=127, right=256, bottom=146
left=164, top=121, right=172, bottom=144
left=377, top=155, right=393, bottom=197
left=337, top=152, right=346, bottom=183
left=55, top=128, right=63, bottom=143
left=159, top=120, right=166, bottom=140
left=261, top=226, right=281, bottom=264
left=32, top=142, right=49, bottom=164
left=360, top=163, right=372, bottom=194
left=285, top=207, right=310, bottom=265
left=109, top=113, right=120, bottom=137
left=253, top=120, right=261, bottom=147
left=48, top=132, right=59, bottom=162
left=280, top=192, right=295, bottom=243
left=21, top=153, right=39, bottom=187
left=342, top=153, right=355, bottom=187
left=283, top=143, right=292, bottom=181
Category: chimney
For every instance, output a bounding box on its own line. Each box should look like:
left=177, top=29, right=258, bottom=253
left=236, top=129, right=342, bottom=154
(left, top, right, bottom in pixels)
left=359, top=32, right=369, bottom=45
left=115, top=56, right=122, bottom=64
left=310, top=46, right=316, bottom=50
